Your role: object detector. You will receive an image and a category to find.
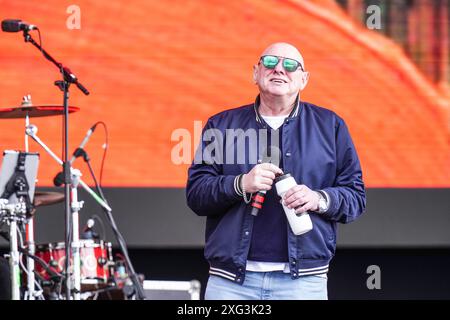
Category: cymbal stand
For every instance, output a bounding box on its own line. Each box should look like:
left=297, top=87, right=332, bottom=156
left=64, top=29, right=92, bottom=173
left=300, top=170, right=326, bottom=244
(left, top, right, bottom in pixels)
left=25, top=124, right=111, bottom=299
left=23, top=97, right=36, bottom=300
left=26, top=125, right=111, bottom=211
left=70, top=169, right=83, bottom=300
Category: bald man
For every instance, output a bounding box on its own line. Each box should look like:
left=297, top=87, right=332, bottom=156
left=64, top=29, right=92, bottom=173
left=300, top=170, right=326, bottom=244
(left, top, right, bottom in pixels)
left=187, top=43, right=366, bottom=300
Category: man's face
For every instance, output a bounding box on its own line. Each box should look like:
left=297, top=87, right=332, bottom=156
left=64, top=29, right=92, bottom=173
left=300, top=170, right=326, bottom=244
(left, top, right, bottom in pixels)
left=253, top=43, right=309, bottom=98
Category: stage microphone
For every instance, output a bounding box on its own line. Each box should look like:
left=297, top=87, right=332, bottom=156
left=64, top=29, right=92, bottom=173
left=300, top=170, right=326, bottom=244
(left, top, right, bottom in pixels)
left=53, top=172, right=64, bottom=187
left=70, top=123, right=98, bottom=165
left=1, top=19, right=38, bottom=32
left=250, top=146, right=281, bottom=217
left=81, top=218, right=99, bottom=240
left=84, top=218, right=95, bottom=231
left=53, top=123, right=98, bottom=187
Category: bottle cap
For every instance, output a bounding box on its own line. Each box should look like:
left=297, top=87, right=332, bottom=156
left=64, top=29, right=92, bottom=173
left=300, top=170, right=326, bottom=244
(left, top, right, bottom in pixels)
left=274, top=173, right=292, bottom=184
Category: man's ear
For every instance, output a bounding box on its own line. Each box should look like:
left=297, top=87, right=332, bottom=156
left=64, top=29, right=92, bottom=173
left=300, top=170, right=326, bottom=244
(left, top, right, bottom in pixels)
left=299, top=71, right=310, bottom=90
left=253, top=64, right=258, bottom=84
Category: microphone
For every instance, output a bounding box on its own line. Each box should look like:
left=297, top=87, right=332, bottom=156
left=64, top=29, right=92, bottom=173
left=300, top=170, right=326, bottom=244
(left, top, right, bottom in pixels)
left=53, top=123, right=98, bottom=187
left=1, top=19, right=38, bottom=32
left=84, top=218, right=95, bottom=230
left=70, top=123, right=98, bottom=165
left=250, top=191, right=266, bottom=216
left=81, top=218, right=99, bottom=240
left=250, top=146, right=281, bottom=217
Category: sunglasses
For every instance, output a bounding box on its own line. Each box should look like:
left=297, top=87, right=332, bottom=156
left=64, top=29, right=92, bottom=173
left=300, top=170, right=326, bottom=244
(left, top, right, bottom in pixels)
left=260, top=55, right=304, bottom=72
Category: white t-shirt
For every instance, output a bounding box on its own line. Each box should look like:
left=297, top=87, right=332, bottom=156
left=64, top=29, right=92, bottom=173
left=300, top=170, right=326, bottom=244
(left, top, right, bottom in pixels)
left=260, top=114, right=286, bottom=130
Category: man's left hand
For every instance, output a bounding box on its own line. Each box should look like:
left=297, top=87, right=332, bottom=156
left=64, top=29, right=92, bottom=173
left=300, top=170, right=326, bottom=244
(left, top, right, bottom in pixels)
left=282, top=184, right=320, bottom=214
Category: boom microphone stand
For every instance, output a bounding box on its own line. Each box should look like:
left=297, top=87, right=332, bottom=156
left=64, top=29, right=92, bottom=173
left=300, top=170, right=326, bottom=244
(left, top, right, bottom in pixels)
left=21, top=29, right=89, bottom=300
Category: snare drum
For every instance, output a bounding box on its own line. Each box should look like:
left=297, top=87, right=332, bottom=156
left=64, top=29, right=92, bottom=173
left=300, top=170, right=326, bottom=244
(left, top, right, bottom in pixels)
left=35, top=240, right=113, bottom=284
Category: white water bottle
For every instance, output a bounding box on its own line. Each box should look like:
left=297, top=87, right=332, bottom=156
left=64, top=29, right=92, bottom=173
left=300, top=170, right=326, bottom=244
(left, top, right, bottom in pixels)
left=275, top=174, right=313, bottom=235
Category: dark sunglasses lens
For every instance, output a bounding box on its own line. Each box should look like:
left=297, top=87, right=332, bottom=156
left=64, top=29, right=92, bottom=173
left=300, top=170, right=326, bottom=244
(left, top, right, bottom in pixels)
left=283, top=58, right=299, bottom=72
left=262, top=56, right=279, bottom=69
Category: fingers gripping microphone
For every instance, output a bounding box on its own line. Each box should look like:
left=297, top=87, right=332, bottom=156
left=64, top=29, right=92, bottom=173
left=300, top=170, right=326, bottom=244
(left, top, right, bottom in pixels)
left=250, top=146, right=281, bottom=217
left=1, top=19, right=38, bottom=32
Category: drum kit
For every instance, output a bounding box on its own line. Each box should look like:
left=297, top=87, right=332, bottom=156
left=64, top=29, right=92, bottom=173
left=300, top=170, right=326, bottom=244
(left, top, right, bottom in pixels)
left=0, top=99, right=137, bottom=300
left=0, top=19, right=145, bottom=300
left=0, top=20, right=145, bottom=300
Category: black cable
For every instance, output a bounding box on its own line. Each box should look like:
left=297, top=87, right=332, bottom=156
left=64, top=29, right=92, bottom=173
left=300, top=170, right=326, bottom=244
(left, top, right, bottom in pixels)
left=18, top=247, right=64, bottom=281
left=94, top=121, right=109, bottom=187
left=37, top=29, right=42, bottom=52
left=5, top=228, right=64, bottom=281
left=90, top=214, right=106, bottom=240
left=86, top=157, right=103, bottom=198
left=84, top=158, right=146, bottom=299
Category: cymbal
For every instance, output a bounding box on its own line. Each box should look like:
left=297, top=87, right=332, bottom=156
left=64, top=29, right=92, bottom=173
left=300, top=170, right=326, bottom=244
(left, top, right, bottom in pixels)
left=33, top=191, right=65, bottom=207
left=0, top=105, right=79, bottom=119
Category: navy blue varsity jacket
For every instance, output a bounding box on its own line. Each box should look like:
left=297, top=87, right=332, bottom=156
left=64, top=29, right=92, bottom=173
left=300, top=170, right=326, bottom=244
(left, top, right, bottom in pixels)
left=186, top=97, right=366, bottom=284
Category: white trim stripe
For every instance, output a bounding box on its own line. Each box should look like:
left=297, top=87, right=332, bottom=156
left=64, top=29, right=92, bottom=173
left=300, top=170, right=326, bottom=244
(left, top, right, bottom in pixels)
left=298, top=269, right=329, bottom=276
left=298, top=264, right=329, bottom=272
left=209, top=270, right=236, bottom=281
left=209, top=267, right=236, bottom=278
left=292, top=102, right=299, bottom=117
left=254, top=104, right=262, bottom=123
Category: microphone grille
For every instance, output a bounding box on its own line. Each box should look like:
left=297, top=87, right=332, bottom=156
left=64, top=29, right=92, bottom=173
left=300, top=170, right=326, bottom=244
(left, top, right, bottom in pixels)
left=1, top=19, right=22, bottom=32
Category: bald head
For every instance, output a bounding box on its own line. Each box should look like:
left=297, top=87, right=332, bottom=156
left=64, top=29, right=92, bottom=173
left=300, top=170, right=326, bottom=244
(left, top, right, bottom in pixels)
left=260, top=42, right=305, bottom=69
left=253, top=42, right=309, bottom=103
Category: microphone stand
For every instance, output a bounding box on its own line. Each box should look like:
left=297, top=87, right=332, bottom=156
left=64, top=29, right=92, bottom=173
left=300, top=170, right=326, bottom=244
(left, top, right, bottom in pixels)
left=76, top=149, right=146, bottom=300
left=21, top=29, right=89, bottom=300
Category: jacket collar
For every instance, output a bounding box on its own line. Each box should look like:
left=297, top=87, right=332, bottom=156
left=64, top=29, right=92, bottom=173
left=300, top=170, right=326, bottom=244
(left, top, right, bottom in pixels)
left=253, top=94, right=301, bottom=124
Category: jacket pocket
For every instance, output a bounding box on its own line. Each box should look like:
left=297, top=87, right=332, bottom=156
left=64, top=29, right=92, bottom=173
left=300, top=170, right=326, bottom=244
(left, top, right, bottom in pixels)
left=297, top=215, right=336, bottom=259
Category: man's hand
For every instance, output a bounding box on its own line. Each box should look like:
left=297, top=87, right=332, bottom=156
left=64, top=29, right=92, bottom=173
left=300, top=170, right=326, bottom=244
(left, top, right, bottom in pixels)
left=241, top=163, right=283, bottom=194
left=283, top=184, right=320, bottom=214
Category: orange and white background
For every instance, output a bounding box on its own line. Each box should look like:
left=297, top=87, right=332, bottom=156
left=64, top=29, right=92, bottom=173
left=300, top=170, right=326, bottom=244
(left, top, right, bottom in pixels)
left=1, top=0, right=448, bottom=188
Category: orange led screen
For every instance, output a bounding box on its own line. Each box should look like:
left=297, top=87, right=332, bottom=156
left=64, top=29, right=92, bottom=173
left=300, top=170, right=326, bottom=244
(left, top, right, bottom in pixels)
left=0, top=0, right=449, bottom=187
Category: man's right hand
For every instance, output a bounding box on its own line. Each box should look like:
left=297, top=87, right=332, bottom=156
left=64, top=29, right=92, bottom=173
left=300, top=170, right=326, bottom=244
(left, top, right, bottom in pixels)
left=241, top=163, right=283, bottom=193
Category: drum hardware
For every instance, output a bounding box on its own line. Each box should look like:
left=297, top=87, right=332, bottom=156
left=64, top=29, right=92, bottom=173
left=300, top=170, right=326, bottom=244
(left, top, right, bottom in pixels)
left=97, top=256, right=107, bottom=266
left=32, top=191, right=65, bottom=208
left=0, top=98, right=87, bottom=300
left=25, top=125, right=146, bottom=299
left=0, top=150, right=38, bottom=300
left=0, top=199, right=27, bottom=300
left=0, top=113, right=143, bottom=300
left=23, top=124, right=141, bottom=299
left=2, top=24, right=145, bottom=300
left=0, top=96, right=79, bottom=300
left=49, top=259, right=58, bottom=268
left=69, top=168, right=83, bottom=300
